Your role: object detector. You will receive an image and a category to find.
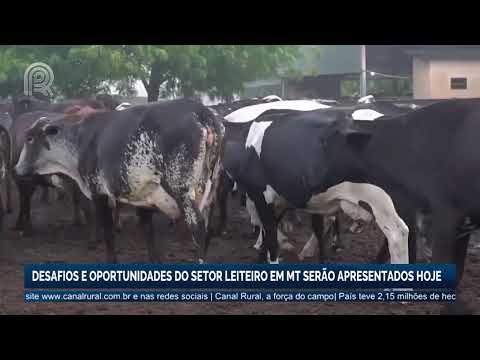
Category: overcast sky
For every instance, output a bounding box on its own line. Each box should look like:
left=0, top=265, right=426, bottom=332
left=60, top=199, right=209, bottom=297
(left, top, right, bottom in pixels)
left=134, top=80, right=147, bottom=97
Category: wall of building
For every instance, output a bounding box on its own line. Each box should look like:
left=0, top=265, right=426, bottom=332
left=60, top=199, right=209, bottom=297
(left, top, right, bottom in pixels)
left=429, top=58, right=480, bottom=98
left=413, top=55, right=480, bottom=99
left=413, top=57, right=431, bottom=98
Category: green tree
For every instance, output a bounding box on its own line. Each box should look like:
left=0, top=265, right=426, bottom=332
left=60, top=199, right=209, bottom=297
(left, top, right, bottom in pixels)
left=0, top=45, right=134, bottom=100
left=0, top=45, right=301, bottom=102
left=121, top=45, right=301, bottom=102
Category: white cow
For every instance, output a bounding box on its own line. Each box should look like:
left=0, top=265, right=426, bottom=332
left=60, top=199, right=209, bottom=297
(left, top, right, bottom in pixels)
left=263, top=181, right=409, bottom=264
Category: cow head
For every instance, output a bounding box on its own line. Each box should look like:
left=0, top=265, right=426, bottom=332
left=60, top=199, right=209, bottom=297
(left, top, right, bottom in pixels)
left=14, top=114, right=78, bottom=179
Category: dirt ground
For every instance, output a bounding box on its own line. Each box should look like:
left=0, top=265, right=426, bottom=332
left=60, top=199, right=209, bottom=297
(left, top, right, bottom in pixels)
left=0, top=186, right=479, bottom=315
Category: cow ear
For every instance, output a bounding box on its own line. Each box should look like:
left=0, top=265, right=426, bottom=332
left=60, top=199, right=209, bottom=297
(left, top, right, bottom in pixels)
left=44, top=125, right=59, bottom=136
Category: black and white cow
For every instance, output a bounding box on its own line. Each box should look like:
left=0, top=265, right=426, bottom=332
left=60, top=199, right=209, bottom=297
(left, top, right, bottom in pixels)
left=209, top=95, right=285, bottom=233
left=219, top=98, right=413, bottom=262
left=14, top=99, right=225, bottom=264
left=221, top=104, right=409, bottom=264
left=298, top=98, right=415, bottom=260
left=215, top=100, right=331, bottom=240
left=320, top=98, right=480, bottom=313
left=210, top=95, right=282, bottom=118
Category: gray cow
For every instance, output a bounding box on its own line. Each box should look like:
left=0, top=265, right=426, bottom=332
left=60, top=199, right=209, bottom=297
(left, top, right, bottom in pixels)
left=15, top=99, right=225, bottom=264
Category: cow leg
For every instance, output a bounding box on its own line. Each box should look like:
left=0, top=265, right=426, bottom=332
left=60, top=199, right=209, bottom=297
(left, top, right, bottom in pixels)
left=331, top=217, right=344, bottom=251
left=324, top=218, right=339, bottom=253
left=0, top=192, right=4, bottom=232
left=248, top=191, right=279, bottom=264
left=312, top=214, right=330, bottom=263
left=429, top=208, right=472, bottom=314
left=205, top=205, right=216, bottom=244
left=251, top=225, right=260, bottom=240
left=21, top=185, right=35, bottom=236
left=113, top=204, right=122, bottom=233
left=375, top=240, right=390, bottom=264
left=56, top=188, right=67, bottom=202
left=87, top=201, right=102, bottom=250
left=298, top=233, right=318, bottom=260
left=94, top=196, right=116, bottom=263
left=13, top=182, right=26, bottom=230
left=212, top=170, right=234, bottom=236
left=71, top=186, right=83, bottom=226
left=404, top=212, right=417, bottom=264
left=5, top=173, right=12, bottom=214
left=181, top=197, right=209, bottom=264
left=40, top=186, right=50, bottom=204
left=455, top=233, right=470, bottom=283
left=137, top=208, right=160, bottom=263
left=12, top=180, right=36, bottom=235
left=374, top=201, right=417, bottom=264
left=239, top=190, right=247, bottom=208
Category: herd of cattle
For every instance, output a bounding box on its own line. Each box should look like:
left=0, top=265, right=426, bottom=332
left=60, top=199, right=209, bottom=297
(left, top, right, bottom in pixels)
left=0, top=93, right=479, bottom=314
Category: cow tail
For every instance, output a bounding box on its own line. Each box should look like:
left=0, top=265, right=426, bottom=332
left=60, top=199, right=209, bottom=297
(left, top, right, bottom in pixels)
left=198, top=106, right=225, bottom=143
left=194, top=107, right=226, bottom=218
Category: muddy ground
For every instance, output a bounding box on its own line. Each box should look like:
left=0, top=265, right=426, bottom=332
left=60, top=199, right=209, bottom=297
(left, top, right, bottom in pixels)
left=0, top=186, right=479, bottom=315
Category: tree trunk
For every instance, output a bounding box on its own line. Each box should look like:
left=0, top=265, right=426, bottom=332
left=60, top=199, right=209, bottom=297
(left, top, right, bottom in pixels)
left=147, top=85, right=160, bottom=102
left=146, top=62, right=165, bottom=103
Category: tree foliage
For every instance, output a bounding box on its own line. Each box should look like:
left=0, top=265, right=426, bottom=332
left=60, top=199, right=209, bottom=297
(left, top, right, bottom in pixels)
left=0, top=45, right=134, bottom=100
left=0, top=45, right=301, bottom=101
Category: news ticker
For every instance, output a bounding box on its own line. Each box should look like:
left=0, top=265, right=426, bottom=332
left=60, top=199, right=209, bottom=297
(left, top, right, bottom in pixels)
left=24, top=264, right=456, bottom=290
left=25, top=290, right=456, bottom=303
